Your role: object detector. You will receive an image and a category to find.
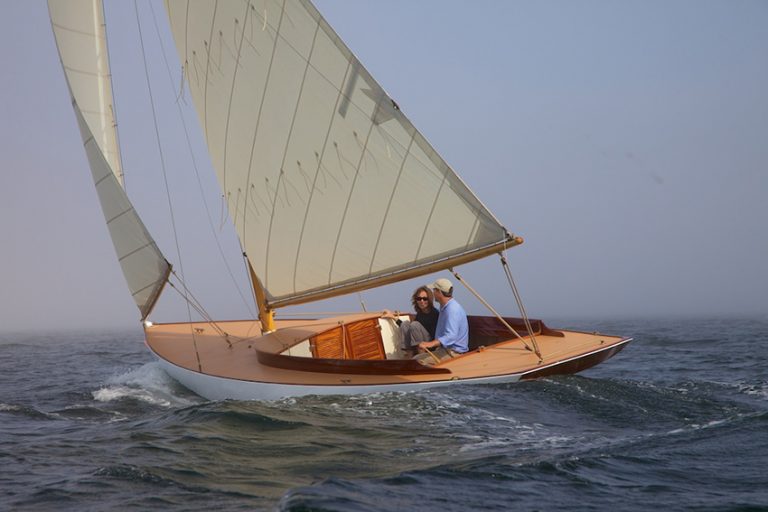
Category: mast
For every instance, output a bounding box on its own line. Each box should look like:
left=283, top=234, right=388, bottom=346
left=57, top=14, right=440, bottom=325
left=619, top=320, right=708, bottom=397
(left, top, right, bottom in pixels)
left=247, top=259, right=276, bottom=333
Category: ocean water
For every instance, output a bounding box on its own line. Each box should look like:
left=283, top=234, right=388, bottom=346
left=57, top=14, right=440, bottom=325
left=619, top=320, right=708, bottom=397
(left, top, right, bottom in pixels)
left=1, top=317, right=766, bottom=511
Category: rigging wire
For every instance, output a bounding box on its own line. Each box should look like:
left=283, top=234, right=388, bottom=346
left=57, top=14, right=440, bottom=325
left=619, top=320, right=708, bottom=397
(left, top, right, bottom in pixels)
left=133, top=0, right=201, bottom=370
left=357, top=292, right=367, bottom=312
left=500, top=250, right=540, bottom=356
left=165, top=277, right=261, bottom=347
left=166, top=273, right=233, bottom=346
left=448, top=266, right=542, bottom=360
left=146, top=0, right=257, bottom=319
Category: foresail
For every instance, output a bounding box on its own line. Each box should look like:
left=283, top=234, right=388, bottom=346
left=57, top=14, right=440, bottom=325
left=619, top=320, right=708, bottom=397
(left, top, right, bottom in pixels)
left=49, top=0, right=170, bottom=319
left=48, top=0, right=123, bottom=185
left=165, top=0, right=513, bottom=308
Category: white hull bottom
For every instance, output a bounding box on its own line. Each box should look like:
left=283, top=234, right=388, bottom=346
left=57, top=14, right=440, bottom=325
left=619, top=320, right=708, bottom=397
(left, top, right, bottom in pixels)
left=154, top=356, right=524, bottom=401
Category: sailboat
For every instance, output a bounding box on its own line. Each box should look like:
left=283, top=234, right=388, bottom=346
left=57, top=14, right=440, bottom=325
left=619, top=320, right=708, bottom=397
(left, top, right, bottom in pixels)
left=48, top=0, right=631, bottom=401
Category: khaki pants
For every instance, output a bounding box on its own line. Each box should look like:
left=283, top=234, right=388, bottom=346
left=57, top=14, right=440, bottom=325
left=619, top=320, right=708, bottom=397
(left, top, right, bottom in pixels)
left=414, top=346, right=461, bottom=365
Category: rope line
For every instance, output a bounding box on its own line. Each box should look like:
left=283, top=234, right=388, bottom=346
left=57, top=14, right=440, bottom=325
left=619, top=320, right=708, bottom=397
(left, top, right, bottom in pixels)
left=499, top=252, right=542, bottom=359
left=134, top=0, right=201, bottom=370
left=166, top=277, right=231, bottom=346
left=449, top=267, right=541, bottom=360
left=147, top=0, right=256, bottom=318
left=167, top=270, right=263, bottom=348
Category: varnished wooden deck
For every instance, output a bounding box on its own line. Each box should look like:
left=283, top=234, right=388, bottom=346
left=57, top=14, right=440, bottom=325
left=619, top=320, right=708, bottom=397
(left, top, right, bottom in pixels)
left=144, top=314, right=630, bottom=387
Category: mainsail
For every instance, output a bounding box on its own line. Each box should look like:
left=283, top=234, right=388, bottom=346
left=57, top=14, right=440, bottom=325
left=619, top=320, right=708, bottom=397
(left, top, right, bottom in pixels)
left=49, top=0, right=170, bottom=319
left=165, top=0, right=515, bottom=308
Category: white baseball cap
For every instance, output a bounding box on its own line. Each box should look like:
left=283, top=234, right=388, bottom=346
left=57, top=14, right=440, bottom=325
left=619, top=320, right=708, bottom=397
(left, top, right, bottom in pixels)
left=429, top=278, right=453, bottom=294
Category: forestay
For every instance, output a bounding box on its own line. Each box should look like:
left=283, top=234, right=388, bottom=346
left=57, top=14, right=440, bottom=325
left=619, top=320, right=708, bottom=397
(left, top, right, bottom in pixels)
left=165, top=0, right=514, bottom=308
left=49, top=0, right=170, bottom=319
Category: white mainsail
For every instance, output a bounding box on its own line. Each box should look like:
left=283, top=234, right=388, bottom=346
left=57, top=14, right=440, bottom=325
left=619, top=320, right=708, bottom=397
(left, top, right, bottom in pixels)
left=49, top=0, right=170, bottom=319
left=166, top=0, right=514, bottom=308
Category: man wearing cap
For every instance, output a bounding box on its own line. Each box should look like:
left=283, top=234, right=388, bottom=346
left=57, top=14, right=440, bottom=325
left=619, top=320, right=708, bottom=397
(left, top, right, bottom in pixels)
left=418, top=278, right=469, bottom=358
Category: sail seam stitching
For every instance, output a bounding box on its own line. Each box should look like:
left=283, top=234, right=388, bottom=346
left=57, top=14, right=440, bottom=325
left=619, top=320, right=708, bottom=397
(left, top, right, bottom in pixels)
left=92, top=171, right=112, bottom=188
left=202, top=2, right=219, bottom=156
left=368, top=132, right=416, bottom=274
left=220, top=1, right=252, bottom=223
left=415, top=175, right=448, bottom=261
left=241, top=0, right=287, bottom=283
left=291, top=60, right=353, bottom=293
left=106, top=207, right=132, bottom=225
left=327, top=96, right=384, bottom=285
left=131, top=277, right=166, bottom=297
left=264, top=20, right=321, bottom=294
left=61, top=66, right=109, bottom=79
left=50, top=22, right=102, bottom=38
left=118, top=241, right=154, bottom=262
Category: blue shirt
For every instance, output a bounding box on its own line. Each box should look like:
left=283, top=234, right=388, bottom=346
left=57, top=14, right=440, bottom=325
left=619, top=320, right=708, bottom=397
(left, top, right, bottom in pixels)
left=435, top=299, right=469, bottom=353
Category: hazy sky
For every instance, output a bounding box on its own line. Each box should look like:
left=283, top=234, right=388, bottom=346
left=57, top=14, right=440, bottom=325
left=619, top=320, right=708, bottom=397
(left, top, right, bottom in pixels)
left=1, top=1, right=766, bottom=332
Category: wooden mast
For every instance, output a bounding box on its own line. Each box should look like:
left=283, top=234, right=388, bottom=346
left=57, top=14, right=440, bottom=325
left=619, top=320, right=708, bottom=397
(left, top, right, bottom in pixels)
left=247, top=259, right=275, bottom=333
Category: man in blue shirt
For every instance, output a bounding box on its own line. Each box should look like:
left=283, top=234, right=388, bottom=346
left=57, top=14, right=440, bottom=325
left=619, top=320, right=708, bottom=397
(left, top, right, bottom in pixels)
left=418, top=278, right=469, bottom=357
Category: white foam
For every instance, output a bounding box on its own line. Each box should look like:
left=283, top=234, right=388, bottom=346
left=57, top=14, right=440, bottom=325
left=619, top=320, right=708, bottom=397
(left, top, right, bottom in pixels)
left=667, top=417, right=731, bottom=436
left=707, top=379, right=768, bottom=400
left=92, top=385, right=172, bottom=407
left=739, top=382, right=768, bottom=399
left=92, top=362, right=198, bottom=408
left=0, top=403, right=21, bottom=412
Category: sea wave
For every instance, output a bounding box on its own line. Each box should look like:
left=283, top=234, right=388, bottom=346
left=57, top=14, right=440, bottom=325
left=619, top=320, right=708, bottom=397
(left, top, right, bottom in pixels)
left=92, top=362, right=199, bottom=408
left=0, top=402, right=53, bottom=420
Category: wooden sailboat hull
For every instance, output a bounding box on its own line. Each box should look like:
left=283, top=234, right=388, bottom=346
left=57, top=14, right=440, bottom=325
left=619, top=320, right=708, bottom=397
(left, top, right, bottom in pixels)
left=144, top=315, right=632, bottom=401
left=48, top=3, right=633, bottom=403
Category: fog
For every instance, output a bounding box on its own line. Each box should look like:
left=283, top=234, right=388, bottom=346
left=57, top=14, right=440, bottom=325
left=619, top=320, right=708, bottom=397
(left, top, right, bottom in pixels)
left=1, top=1, right=766, bottom=332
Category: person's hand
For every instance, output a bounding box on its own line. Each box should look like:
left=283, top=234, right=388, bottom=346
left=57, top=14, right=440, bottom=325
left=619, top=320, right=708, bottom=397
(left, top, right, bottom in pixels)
left=381, top=309, right=396, bottom=320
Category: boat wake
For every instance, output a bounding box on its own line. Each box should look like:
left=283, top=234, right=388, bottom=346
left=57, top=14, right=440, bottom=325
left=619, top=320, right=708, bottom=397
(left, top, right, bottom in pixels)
left=92, top=362, right=200, bottom=408
left=0, top=402, right=52, bottom=420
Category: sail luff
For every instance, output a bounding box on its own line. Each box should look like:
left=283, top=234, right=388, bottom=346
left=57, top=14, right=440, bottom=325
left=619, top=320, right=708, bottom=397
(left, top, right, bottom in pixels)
left=165, top=0, right=515, bottom=307
left=49, top=0, right=171, bottom=319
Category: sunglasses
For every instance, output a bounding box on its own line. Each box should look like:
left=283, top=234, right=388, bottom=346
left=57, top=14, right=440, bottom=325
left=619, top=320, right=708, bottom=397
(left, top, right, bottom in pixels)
left=415, top=297, right=430, bottom=302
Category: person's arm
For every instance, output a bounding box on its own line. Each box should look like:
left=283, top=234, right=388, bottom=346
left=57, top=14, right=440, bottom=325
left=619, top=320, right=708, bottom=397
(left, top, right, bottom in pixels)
left=419, top=339, right=441, bottom=350
left=418, top=304, right=460, bottom=351
left=433, top=306, right=462, bottom=350
left=381, top=310, right=403, bottom=325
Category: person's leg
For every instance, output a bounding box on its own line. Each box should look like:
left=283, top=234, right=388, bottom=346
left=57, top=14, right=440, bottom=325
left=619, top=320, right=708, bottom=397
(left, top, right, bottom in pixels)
left=398, top=323, right=415, bottom=357
left=413, top=346, right=450, bottom=365
left=402, top=321, right=430, bottom=356
left=404, top=321, right=430, bottom=346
